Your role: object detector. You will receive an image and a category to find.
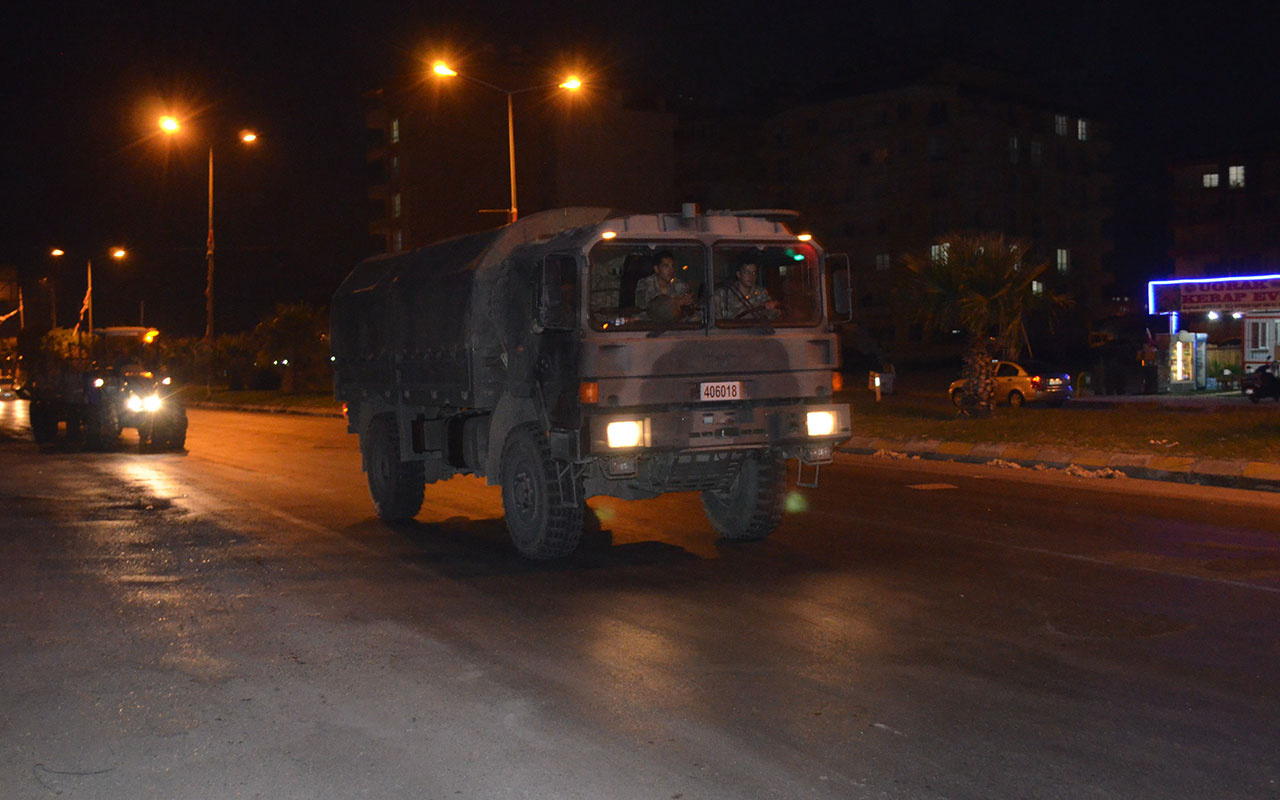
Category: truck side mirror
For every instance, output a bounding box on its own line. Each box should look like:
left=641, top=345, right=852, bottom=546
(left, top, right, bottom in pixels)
left=539, top=254, right=579, bottom=330
left=828, top=253, right=853, bottom=322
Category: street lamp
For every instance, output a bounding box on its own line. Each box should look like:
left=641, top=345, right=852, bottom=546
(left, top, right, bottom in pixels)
left=430, top=61, right=582, bottom=223
left=158, top=115, right=258, bottom=340
left=51, top=246, right=126, bottom=333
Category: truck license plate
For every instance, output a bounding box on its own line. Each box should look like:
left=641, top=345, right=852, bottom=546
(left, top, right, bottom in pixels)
left=700, top=381, right=742, bottom=401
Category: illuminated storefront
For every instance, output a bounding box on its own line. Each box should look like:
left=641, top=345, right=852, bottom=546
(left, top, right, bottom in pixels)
left=1148, top=274, right=1280, bottom=390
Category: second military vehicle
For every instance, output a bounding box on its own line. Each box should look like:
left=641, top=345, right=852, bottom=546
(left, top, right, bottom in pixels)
left=22, top=326, right=188, bottom=451
left=331, top=206, right=851, bottom=559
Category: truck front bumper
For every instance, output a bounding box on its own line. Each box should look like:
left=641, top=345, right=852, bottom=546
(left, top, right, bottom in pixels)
left=585, top=401, right=849, bottom=462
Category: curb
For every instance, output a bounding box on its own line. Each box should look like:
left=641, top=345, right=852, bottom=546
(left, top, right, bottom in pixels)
left=187, top=401, right=345, bottom=419
left=838, top=435, right=1280, bottom=493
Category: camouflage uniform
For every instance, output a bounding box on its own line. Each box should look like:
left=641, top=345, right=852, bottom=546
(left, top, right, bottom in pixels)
left=715, top=283, right=780, bottom=320
left=635, top=274, right=690, bottom=310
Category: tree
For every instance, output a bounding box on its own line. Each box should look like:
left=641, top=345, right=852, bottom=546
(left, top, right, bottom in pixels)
left=905, top=235, right=1069, bottom=414
left=254, top=302, right=330, bottom=394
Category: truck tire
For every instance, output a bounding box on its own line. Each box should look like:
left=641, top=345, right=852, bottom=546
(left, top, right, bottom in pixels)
left=30, top=400, right=58, bottom=443
left=500, top=423, right=583, bottom=559
left=84, top=401, right=120, bottom=450
left=166, top=408, right=188, bottom=451
left=701, top=449, right=787, bottom=541
left=363, top=414, right=425, bottom=521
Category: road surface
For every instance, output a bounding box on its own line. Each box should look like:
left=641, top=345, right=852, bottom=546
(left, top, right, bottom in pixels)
left=2, top=402, right=1278, bottom=798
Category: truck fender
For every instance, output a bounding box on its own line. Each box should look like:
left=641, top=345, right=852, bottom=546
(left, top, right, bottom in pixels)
left=483, top=393, right=541, bottom=485
left=352, top=399, right=392, bottom=473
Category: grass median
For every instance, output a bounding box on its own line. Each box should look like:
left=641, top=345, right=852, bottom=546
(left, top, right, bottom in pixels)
left=844, top=389, right=1280, bottom=462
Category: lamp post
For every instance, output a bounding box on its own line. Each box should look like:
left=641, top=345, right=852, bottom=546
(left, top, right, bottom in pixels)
left=158, top=116, right=257, bottom=340
left=431, top=62, right=581, bottom=223
left=51, top=247, right=125, bottom=333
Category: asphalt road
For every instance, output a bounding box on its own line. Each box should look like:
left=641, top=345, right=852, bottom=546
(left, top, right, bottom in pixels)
left=2, top=402, right=1279, bottom=799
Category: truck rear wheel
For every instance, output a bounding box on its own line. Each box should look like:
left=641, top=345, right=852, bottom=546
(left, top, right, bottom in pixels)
left=701, top=449, right=787, bottom=541
left=500, top=423, right=583, bottom=560
left=30, top=400, right=58, bottom=443
left=363, top=414, right=425, bottom=521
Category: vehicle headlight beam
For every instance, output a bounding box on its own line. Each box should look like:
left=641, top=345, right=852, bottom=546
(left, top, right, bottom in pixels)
left=806, top=410, right=836, bottom=437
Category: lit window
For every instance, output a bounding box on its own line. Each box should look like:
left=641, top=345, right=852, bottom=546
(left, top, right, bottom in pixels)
left=1077, top=119, right=1088, bottom=141
left=1032, top=280, right=1044, bottom=295
left=1203, top=172, right=1219, bottom=188
left=392, top=193, right=402, bottom=218
left=1056, top=248, right=1070, bottom=274
left=1008, top=135, right=1020, bottom=164
left=1250, top=320, right=1269, bottom=352
left=1055, top=115, right=1068, bottom=136
left=1229, top=165, right=1245, bottom=188
left=930, top=243, right=949, bottom=263
left=390, top=118, right=400, bottom=144
left=1030, top=141, right=1042, bottom=166
left=875, top=253, right=890, bottom=271
left=391, top=156, right=400, bottom=181
left=393, top=229, right=403, bottom=252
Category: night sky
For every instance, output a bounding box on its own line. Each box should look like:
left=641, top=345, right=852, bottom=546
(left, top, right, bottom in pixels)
left=3, top=1, right=1275, bottom=336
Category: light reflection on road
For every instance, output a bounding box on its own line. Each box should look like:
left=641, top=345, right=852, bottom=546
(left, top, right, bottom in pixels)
left=118, top=460, right=185, bottom=502
left=0, top=397, right=28, bottom=433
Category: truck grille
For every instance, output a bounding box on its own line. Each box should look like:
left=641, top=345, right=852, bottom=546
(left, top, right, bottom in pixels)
left=656, top=449, right=746, bottom=492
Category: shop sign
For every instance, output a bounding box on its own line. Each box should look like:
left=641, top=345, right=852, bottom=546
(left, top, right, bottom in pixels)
left=1180, top=278, right=1280, bottom=312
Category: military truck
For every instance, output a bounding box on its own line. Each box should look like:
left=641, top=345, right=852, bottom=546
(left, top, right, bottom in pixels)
left=21, top=326, right=188, bottom=451
left=331, top=207, right=852, bottom=559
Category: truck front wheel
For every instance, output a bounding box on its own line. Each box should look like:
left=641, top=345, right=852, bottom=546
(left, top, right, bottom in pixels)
left=500, top=423, right=583, bottom=560
left=84, top=401, right=120, bottom=450
left=363, top=415, right=425, bottom=521
left=30, top=400, right=58, bottom=443
left=701, top=449, right=787, bottom=541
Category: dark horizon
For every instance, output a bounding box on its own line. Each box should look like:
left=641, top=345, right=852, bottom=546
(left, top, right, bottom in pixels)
left=3, top=1, right=1275, bottom=336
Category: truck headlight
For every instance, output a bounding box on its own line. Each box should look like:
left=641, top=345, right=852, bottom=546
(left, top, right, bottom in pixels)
left=606, top=420, right=644, bottom=448
left=129, top=393, right=163, bottom=413
left=806, top=410, right=836, bottom=436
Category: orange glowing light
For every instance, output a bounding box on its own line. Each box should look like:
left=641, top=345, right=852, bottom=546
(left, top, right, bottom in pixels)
left=159, top=115, right=180, bottom=134
left=560, top=76, right=582, bottom=90
left=50, top=248, right=65, bottom=257
left=432, top=61, right=458, bottom=77
left=578, top=381, right=599, bottom=404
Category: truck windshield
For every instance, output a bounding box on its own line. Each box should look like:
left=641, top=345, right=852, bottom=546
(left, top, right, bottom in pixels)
left=587, top=242, right=707, bottom=332
left=711, top=243, right=821, bottom=328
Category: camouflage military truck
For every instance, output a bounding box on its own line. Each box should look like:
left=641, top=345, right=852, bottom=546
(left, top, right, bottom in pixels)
left=21, top=326, right=187, bottom=451
left=331, top=206, right=852, bottom=559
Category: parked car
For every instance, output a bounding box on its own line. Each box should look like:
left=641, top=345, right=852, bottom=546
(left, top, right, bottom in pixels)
left=950, top=360, right=1074, bottom=408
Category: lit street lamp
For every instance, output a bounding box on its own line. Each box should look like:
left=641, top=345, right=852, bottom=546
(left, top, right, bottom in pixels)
left=158, top=115, right=258, bottom=340
left=431, top=61, right=582, bottom=223
left=51, top=246, right=126, bottom=332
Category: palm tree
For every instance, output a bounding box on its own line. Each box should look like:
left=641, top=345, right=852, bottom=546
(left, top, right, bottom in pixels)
left=905, top=234, right=1068, bottom=414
